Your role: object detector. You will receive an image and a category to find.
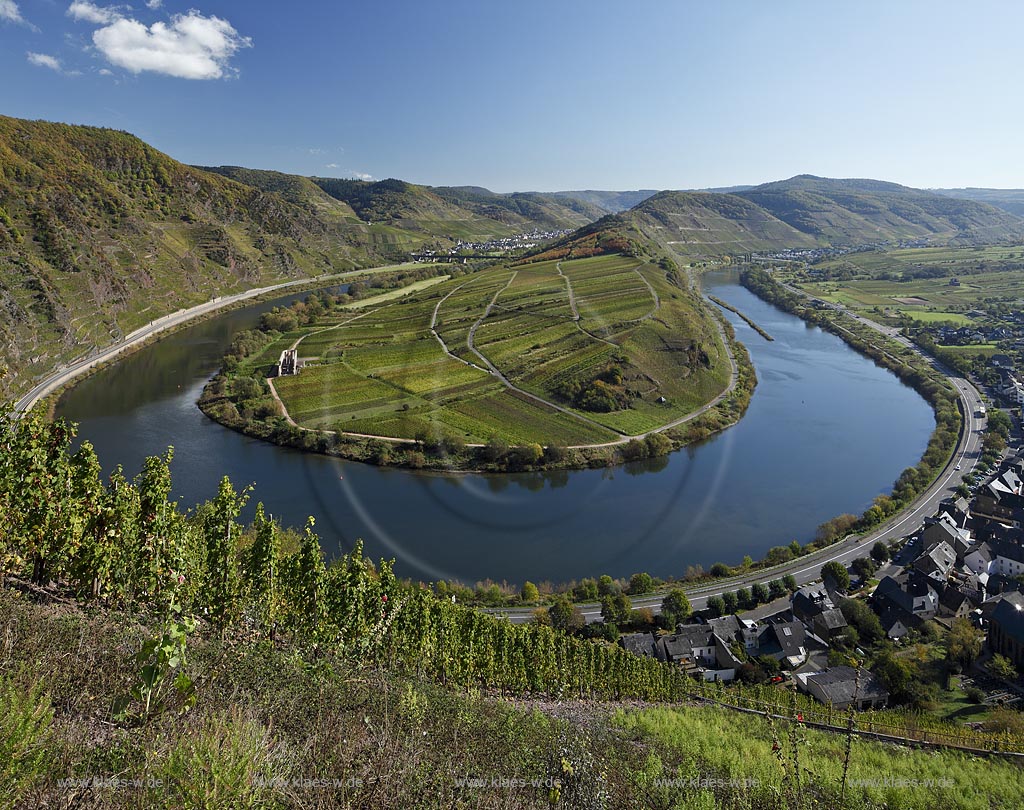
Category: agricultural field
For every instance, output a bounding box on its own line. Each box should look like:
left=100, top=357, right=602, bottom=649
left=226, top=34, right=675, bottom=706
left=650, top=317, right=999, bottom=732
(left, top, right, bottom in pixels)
left=263, top=254, right=732, bottom=445
left=783, top=245, right=1024, bottom=317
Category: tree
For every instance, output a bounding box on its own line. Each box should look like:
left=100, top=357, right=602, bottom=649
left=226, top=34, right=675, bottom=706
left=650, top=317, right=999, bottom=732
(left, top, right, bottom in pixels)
left=838, top=598, right=884, bottom=646
left=548, top=596, right=584, bottom=633
left=629, top=572, right=654, bottom=595
left=782, top=574, right=798, bottom=593
left=521, top=581, right=540, bottom=602
left=870, top=541, right=890, bottom=563
left=573, top=578, right=598, bottom=601
left=597, top=575, right=619, bottom=596
left=989, top=654, right=1019, bottom=681
left=706, top=595, right=726, bottom=618
left=821, top=561, right=850, bottom=591
left=946, top=617, right=983, bottom=671
left=600, top=593, right=632, bottom=626
left=722, top=591, right=739, bottom=614
left=768, top=579, right=786, bottom=599
left=661, top=588, right=692, bottom=626
left=851, top=556, right=877, bottom=581
left=735, top=588, right=752, bottom=610
left=710, top=562, right=731, bottom=578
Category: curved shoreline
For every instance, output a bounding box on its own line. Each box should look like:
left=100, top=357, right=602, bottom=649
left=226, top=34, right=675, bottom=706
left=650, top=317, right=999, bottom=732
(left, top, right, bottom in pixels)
left=11, top=267, right=403, bottom=418
left=492, top=268, right=984, bottom=621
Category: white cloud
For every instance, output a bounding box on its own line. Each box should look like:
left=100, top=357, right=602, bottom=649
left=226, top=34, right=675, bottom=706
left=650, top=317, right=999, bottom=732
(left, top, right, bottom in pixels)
left=27, top=52, right=63, bottom=72
left=352, top=172, right=374, bottom=181
left=0, top=0, right=26, bottom=24
left=146, top=0, right=162, bottom=8
left=91, top=11, right=252, bottom=80
left=98, top=67, right=112, bottom=75
left=67, top=2, right=123, bottom=24
left=325, top=163, right=340, bottom=170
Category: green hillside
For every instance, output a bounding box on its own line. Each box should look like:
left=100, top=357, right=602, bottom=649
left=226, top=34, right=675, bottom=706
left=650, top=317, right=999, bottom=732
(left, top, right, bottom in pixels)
left=432, top=185, right=607, bottom=229
left=2, top=412, right=1021, bottom=809
left=545, top=176, right=1024, bottom=262
left=934, top=187, right=1024, bottom=217
left=0, top=116, right=393, bottom=399
left=737, top=175, right=1024, bottom=245
left=0, top=117, right=608, bottom=402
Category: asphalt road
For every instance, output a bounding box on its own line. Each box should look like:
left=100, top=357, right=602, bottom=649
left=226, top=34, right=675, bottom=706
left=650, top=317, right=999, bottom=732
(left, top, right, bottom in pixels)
left=12, top=272, right=362, bottom=416
left=491, top=282, right=988, bottom=624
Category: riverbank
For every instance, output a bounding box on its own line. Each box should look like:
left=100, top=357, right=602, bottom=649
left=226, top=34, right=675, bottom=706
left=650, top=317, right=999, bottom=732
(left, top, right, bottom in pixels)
left=14, top=263, right=431, bottom=420
left=197, top=264, right=757, bottom=473
left=487, top=267, right=976, bottom=615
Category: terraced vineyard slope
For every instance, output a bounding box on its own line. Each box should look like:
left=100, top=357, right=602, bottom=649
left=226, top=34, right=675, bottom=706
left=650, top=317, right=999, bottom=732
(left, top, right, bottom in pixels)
left=204, top=254, right=737, bottom=459
left=539, top=176, right=1024, bottom=262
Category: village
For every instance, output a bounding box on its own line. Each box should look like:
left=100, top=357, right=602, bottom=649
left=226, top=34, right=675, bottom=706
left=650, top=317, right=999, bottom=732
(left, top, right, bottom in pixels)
left=616, top=432, right=1024, bottom=714
left=411, top=228, right=572, bottom=261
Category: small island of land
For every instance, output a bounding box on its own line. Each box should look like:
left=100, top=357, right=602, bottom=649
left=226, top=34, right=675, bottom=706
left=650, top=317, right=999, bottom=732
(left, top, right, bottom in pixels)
left=200, top=254, right=755, bottom=471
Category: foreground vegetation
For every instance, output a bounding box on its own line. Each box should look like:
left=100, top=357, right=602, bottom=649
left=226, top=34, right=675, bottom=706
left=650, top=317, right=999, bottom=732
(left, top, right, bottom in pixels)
left=1, top=410, right=1022, bottom=808
left=4, top=591, right=1023, bottom=810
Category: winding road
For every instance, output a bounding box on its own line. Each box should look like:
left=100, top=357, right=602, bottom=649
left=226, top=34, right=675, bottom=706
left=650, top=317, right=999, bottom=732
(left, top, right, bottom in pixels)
left=12, top=270, right=376, bottom=416
left=491, top=276, right=987, bottom=623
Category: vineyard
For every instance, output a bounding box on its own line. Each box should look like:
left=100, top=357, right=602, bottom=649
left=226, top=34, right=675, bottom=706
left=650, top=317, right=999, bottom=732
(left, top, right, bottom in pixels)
left=0, top=410, right=688, bottom=703
left=215, top=254, right=732, bottom=447
left=3, top=411, right=1024, bottom=808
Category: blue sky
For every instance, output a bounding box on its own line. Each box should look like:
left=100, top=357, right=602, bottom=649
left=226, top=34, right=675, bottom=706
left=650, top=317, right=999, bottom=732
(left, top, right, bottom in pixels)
left=2, top=0, right=1023, bottom=192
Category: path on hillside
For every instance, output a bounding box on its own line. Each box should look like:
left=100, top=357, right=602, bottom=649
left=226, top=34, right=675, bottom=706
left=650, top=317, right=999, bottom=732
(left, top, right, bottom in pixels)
left=463, top=271, right=626, bottom=436
left=492, top=272, right=985, bottom=622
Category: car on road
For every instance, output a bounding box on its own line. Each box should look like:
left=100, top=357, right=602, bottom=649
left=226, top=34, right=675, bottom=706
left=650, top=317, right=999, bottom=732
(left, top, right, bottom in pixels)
left=956, top=463, right=962, bottom=470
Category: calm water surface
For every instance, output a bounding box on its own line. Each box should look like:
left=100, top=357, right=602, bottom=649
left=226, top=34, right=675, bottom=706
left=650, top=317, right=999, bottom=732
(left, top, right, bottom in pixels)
left=57, top=271, right=934, bottom=585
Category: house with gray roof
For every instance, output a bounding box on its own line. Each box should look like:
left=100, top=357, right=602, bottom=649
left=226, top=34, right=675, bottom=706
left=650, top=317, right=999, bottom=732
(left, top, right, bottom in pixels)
left=872, top=572, right=938, bottom=620
left=756, top=619, right=807, bottom=668
left=792, top=586, right=848, bottom=641
left=799, top=666, right=889, bottom=709
left=619, top=632, right=657, bottom=658
left=913, top=540, right=957, bottom=582
left=654, top=624, right=742, bottom=682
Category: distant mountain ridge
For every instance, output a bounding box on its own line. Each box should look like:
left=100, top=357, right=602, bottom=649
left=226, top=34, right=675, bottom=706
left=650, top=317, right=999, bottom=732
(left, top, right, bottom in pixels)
left=541, top=175, right=1024, bottom=259
left=933, top=188, right=1024, bottom=218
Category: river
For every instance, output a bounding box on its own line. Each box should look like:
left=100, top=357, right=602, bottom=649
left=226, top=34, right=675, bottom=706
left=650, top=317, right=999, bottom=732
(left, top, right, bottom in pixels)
left=55, top=270, right=934, bottom=586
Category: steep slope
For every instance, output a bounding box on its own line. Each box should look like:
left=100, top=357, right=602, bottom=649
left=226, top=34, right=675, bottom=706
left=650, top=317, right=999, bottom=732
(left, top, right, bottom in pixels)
left=534, top=190, right=815, bottom=260
left=198, top=165, right=361, bottom=219
left=0, top=116, right=381, bottom=398
left=432, top=185, right=605, bottom=229
left=542, top=176, right=1024, bottom=262
left=737, top=175, right=1024, bottom=245
left=933, top=187, right=1024, bottom=218
left=312, top=177, right=522, bottom=241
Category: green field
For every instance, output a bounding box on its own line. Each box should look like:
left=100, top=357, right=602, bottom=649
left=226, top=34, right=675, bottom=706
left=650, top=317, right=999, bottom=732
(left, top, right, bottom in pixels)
left=780, top=244, right=1024, bottom=330
left=266, top=255, right=732, bottom=445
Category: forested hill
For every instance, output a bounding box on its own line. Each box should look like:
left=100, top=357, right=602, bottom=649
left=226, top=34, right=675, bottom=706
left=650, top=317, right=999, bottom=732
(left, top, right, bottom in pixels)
left=538, top=175, right=1024, bottom=261
left=933, top=187, right=1024, bottom=218
left=0, top=115, right=612, bottom=401
left=0, top=116, right=400, bottom=399
left=735, top=175, right=1024, bottom=245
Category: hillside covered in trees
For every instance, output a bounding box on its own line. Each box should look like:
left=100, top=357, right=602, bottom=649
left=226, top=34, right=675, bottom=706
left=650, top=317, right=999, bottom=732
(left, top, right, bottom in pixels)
left=540, top=176, right=1024, bottom=261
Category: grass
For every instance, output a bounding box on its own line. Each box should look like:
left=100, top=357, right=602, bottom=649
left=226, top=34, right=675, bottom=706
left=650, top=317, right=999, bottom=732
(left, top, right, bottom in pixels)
left=5, top=589, right=1023, bottom=810
left=265, top=254, right=732, bottom=446
left=614, top=704, right=1024, bottom=810
left=902, top=310, right=974, bottom=325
